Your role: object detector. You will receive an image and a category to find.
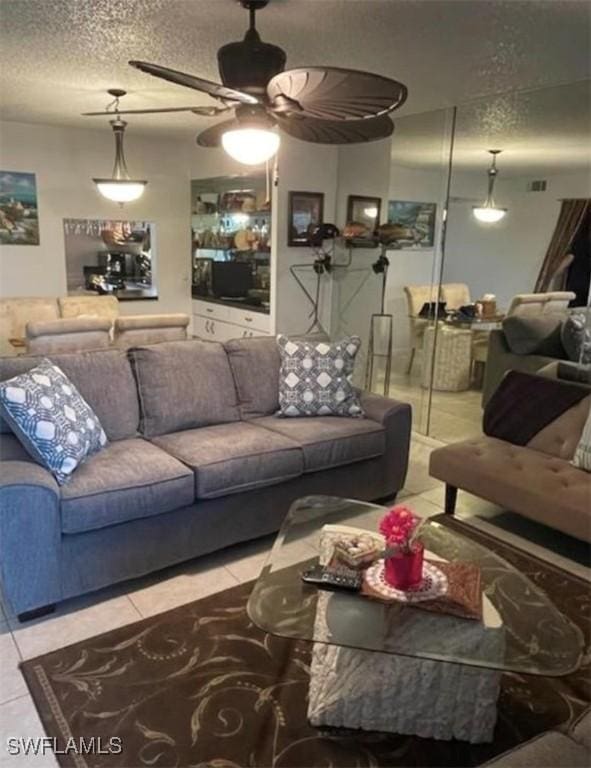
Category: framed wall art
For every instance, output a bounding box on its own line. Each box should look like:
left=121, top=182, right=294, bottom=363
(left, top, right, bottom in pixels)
left=288, top=191, right=324, bottom=246
left=346, top=194, right=381, bottom=246
left=386, top=200, right=436, bottom=248
left=0, top=171, right=39, bottom=245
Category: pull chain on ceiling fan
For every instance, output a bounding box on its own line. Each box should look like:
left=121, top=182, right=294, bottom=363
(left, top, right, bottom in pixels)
left=84, top=0, right=408, bottom=166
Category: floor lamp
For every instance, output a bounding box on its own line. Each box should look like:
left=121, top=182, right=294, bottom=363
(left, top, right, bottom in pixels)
left=365, top=247, right=393, bottom=395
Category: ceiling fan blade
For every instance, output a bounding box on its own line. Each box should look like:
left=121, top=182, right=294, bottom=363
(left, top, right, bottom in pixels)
left=129, top=60, right=259, bottom=105
left=276, top=114, right=394, bottom=144
left=82, top=106, right=230, bottom=117
left=196, top=119, right=240, bottom=148
left=268, top=67, right=407, bottom=121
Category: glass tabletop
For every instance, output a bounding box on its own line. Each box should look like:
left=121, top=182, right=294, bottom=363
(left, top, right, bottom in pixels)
left=246, top=496, right=584, bottom=677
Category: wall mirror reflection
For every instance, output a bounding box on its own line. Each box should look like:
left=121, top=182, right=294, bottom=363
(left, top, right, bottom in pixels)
left=63, top=218, right=157, bottom=300
left=378, top=79, right=590, bottom=442
left=191, top=174, right=271, bottom=314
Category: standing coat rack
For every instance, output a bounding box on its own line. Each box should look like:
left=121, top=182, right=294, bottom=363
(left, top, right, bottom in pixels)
left=365, top=246, right=393, bottom=395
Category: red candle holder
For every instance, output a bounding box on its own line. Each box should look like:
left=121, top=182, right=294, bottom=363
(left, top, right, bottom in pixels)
left=384, top=542, right=424, bottom=590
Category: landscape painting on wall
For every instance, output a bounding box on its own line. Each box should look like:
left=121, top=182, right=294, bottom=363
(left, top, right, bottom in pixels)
left=0, top=171, right=40, bottom=245
left=387, top=200, right=436, bottom=248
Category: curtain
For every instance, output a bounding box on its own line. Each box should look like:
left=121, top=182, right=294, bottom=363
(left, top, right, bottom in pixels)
left=535, top=198, right=590, bottom=292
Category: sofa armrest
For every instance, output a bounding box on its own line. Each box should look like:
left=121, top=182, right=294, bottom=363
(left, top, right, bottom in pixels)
left=360, top=391, right=412, bottom=494
left=360, top=391, right=411, bottom=426
left=0, top=461, right=62, bottom=614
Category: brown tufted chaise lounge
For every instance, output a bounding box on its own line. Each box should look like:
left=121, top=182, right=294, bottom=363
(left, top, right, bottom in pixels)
left=429, top=371, right=591, bottom=543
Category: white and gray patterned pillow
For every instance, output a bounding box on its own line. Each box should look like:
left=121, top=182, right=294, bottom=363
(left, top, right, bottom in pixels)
left=0, top=359, right=107, bottom=484
left=572, top=405, right=591, bottom=472
left=276, top=335, right=364, bottom=417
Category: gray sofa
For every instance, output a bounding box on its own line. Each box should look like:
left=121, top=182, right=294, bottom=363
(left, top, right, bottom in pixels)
left=482, top=707, right=590, bottom=767
left=0, top=337, right=411, bottom=619
left=482, top=326, right=568, bottom=407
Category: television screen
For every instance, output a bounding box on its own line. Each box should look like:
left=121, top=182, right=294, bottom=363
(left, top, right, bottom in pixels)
left=211, top=261, right=253, bottom=299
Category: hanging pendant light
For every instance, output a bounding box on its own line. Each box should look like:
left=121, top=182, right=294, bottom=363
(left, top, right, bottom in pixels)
left=93, top=89, right=147, bottom=204
left=473, top=149, right=507, bottom=223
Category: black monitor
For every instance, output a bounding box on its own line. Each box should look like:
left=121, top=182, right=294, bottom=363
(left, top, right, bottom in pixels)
left=211, top=261, right=253, bottom=299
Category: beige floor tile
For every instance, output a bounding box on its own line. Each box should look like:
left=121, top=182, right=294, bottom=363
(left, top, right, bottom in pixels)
left=0, top=623, right=27, bottom=705
left=220, top=535, right=316, bottom=584
left=127, top=554, right=239, bottom=618
left=0, top=695, right=58, bottom=767
left=9, top=594, right=141, bottom=660
left=402, top=439, right=442, bottom=495
left=387, top=493, right=444, bottom=521
left=419, top=487, right=502, bottom=518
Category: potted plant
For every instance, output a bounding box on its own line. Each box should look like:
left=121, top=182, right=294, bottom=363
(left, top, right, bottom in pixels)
left=379, top=505, right=424, bottom=589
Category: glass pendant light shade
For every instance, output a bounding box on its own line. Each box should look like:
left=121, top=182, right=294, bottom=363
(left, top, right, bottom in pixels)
left=472, top=150, right=507, bottom=224
left=473, top=206, right=507, bottom=223
left=93, top=118, right=147, bottom=204
left=221, top=127, right=280, bottom=165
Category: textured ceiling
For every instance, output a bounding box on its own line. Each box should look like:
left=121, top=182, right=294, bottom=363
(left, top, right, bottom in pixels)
left=391, top=79, right=591, bottom=174
left=1, top=0, right=590, bottom=142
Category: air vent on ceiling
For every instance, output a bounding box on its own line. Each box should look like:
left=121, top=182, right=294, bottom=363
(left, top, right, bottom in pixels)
left=528, top=180, right=547, bottom=192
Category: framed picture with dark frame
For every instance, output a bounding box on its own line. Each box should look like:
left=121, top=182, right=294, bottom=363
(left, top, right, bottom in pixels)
left=288, top=191, right=324, bottom=246
left=346, top=194, right=381, bottom=247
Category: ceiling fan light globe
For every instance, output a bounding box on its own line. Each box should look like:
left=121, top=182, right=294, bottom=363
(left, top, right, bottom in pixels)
left=472, top=206, right=507, bottom=223
left=94, top=179, right=147, bottom=203
left=221, top=127, right=280, bottom=165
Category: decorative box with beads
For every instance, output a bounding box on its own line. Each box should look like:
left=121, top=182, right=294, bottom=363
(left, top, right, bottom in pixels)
left=332, top=533, right=381, bottom=570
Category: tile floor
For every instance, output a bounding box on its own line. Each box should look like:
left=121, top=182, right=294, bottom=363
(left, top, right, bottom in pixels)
left=0, top=434, right=589, bottom=767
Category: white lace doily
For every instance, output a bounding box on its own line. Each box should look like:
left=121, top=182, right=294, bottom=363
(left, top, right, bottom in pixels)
left=364, top=559, right=448, bottom=603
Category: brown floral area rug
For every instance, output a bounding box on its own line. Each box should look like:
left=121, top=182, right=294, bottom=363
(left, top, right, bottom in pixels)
left=21, top=516, right=590, bottom=768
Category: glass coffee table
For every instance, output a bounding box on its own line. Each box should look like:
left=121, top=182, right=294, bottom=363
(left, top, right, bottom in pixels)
left=247, top=496, right=583, bottom=743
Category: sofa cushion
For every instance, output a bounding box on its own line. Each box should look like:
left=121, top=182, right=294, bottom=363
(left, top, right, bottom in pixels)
left=429, top=436, right=591, bottom=542
left=152, top=422, right=303, bottom=499
left=571, top=400, right=591, bottom=472
left=502, top=314, right=565, bottom=356
left=129, top=340, right=240, bottom=437
left=0, top=349, right=140, bottom=441
left=0, top=360, right=108, bottom=485
left=60, top=438, right=195, bottom=534
left=562, top=312, right=591, bottom=364
left=276, top=335, right=364, bottom=417
left=253, top=415, right=385, bottom=473
left=570, top=708, right=591, bottom=749
left=527, top=394, right=591, bottom=461
left=224, top=336, right=280, bottom=418
left=482, top=731, right=589, bottom=767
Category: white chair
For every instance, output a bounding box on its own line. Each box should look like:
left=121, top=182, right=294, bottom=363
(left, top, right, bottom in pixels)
left=113, top=314, right=190, bottom=348
left=26, top=317, right=112, bottom=354
left=507, top=291, right=576, bottom=317
left=440, top=283, right=471, bottom=310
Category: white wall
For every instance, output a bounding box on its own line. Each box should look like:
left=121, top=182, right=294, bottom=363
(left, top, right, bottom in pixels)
left=272, top=136, right=339, bottom=337
left=331, top=139, right=392, bottom=378
left=0, top=120, right=191, bottom=316
left=444, top=169, right=591, bottom=309
left=386, top=165, right=448, bottom=352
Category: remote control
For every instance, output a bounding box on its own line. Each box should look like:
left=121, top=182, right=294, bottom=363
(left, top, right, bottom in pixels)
left=301, top=564, right=362, bottom=592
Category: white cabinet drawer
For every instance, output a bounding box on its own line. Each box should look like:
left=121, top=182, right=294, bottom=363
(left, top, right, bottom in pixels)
left=193, top=315, right=270, bottom=342
left=192, top=299, right=230, bottom=321
left=226, top=306, right=271, bottom=333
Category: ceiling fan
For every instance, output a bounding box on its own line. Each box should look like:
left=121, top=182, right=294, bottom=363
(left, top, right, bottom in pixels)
left=85, top=0, right=408, bottom=165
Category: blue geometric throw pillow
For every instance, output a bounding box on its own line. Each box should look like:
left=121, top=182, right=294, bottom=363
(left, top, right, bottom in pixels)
left=0, top=359, right=107, bottom=485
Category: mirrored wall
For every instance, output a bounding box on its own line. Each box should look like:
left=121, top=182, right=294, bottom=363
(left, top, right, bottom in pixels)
left=436, top=79, right=590, bottom=442
left=333, top=78, right=590, bottom=440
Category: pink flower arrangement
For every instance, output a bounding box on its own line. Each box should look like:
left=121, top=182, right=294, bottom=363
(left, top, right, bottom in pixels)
left=379, top=505, right=422, bottom=555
